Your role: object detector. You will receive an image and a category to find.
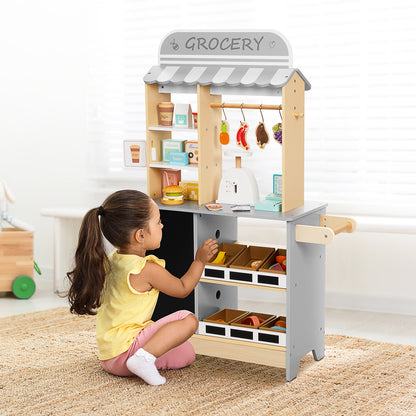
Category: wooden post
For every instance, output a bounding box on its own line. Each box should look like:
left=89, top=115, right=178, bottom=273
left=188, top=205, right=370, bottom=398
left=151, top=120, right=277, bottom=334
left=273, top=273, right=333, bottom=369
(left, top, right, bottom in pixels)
left=145, top=83, right=171, bottom=199
left=282, top=72, right=305, bottom=212
left=197, top=85, right=222, bottom=205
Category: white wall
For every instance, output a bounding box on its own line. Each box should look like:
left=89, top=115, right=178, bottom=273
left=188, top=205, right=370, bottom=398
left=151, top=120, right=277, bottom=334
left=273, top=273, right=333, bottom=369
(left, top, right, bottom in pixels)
left=238, top=219, right=416, bottom=316
left=0, top=1, right=91, bottom=268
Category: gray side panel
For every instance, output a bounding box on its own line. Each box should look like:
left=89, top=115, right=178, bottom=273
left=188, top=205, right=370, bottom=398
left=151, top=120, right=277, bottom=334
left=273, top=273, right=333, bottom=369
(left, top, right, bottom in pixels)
left=193, top=213, right=238, bottom=249
left=193, top=213, right=238, bottom=322
left=286, top=208, right=326, bottom=381
left=195, top=282, right=238, bottom=321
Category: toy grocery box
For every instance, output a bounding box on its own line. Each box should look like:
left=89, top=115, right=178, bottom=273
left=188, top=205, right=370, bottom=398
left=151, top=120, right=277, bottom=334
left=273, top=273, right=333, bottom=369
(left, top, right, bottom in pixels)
left=163, top=140, right=184, bottom=162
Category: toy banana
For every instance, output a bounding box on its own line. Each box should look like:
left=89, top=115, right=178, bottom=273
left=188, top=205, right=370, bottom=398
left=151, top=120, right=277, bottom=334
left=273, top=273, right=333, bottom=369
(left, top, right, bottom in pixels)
left=211, top=251, right=226, bottom=264
left=219, top=120, right=230, bottom=145
left=236, top=121, right=249, bottom=150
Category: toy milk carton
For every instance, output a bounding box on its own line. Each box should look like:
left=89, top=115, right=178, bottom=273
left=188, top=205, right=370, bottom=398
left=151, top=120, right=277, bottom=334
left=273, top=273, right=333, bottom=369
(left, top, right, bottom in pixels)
left=175, top=104, right=193, bottom=127
left=185, top=141, right=199, bottom=164
left=163, top=140, right=184, bottom=162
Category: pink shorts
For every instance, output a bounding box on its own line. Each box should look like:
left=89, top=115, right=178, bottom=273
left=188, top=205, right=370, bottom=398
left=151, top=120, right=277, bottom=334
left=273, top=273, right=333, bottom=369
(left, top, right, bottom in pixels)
left=100, top=310, right=196, bottom=376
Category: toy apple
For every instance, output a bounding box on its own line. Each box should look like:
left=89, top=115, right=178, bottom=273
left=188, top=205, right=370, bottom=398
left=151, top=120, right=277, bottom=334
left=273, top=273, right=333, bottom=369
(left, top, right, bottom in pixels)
left=275, top=255, right=287, bottom=271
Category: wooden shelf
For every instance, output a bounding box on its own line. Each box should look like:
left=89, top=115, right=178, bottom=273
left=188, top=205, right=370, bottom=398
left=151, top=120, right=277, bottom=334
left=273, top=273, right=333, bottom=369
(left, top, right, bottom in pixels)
left=145, top=84, right=221, bottom=204
left=190, top=334, right=286, bottom=368
left=149, top=161, right=198, bottom=170
left=148, top=125, right=198, bottom=133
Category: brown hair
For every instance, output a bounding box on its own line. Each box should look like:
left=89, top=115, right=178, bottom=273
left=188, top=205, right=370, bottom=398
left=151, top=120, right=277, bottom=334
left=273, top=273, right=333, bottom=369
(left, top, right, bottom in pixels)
left=67, top=190, right=152, bottom=315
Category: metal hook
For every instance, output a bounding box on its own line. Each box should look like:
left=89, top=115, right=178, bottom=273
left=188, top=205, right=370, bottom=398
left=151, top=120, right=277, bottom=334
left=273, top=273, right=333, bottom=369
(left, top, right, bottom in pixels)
left=222, top=103, right=227, bottom=121
left=279, top=108, right=283, bottom=121
left=259, top=104, right=265, bottom=123
left=240, top=103, right=246, bottom=122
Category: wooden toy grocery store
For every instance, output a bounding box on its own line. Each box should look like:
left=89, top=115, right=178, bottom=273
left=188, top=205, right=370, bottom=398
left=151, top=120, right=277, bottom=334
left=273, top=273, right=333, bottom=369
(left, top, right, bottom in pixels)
left=143, top=30, right=356, bottom=381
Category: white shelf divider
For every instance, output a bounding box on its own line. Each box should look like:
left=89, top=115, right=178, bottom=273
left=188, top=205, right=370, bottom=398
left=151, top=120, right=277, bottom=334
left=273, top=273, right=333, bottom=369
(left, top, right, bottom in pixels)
left=148, top=125, right=198, bottom=133
left=149, top=161, right=198, bottom=170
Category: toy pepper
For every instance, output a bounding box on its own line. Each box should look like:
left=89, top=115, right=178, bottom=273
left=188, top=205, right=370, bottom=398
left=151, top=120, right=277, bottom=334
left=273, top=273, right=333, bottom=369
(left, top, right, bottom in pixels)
left=236, top=104, right=250, bottom=150
left=236, top=121, right=249, bottom=150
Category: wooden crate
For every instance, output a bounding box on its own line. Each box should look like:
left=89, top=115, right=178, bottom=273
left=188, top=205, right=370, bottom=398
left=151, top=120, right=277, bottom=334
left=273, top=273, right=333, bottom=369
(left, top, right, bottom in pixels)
left=229, top=246, right=275, bottom=271
left=207, top=242, right=246, bottom=268
left=0, top=228, right=34, bottom=292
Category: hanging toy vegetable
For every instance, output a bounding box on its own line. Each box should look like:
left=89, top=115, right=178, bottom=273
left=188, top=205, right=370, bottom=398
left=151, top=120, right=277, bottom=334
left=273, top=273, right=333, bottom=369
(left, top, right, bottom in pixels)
left=255, top=105, right=269, bottom=149
left=237, top=121, right=249, bottom=150
left=219, top=104, right=230, bottom=145
left=219, top=120, right=230, bottom=145
left=237, top=104, right=249, bottom=150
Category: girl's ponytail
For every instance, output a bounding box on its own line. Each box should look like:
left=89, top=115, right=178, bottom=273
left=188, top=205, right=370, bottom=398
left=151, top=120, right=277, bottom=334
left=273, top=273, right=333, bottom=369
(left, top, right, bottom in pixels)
left=67, top=190, right=152, bottom=315
left=67, top=207, right=107, bottom=315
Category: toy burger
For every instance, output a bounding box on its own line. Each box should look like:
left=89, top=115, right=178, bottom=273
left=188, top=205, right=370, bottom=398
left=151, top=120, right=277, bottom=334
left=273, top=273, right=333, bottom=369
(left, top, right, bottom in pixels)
left=161, top=185, right=184, bottom=205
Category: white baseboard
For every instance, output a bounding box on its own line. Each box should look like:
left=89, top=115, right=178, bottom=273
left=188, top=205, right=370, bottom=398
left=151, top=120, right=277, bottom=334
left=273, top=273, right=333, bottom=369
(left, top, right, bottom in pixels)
left=238, top=287, right=416, bottom=316
left=325, top=291, right=416, bottom=316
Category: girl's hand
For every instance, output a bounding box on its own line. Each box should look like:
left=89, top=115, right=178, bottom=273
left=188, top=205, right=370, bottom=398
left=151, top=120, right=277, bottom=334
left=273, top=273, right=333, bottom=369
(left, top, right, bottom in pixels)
left=195, top=239, right=218, bottom=265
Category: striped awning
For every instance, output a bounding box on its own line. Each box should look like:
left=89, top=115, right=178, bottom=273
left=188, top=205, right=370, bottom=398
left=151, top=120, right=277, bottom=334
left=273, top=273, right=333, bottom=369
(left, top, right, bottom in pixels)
left=143, top=65, right=310, bottom=90
left=143, top=31, right=310, bottom=91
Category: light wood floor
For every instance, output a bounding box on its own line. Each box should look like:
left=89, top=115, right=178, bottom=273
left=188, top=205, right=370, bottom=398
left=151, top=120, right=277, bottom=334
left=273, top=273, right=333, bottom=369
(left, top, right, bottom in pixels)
left=1, top=278, right=416, bottom=347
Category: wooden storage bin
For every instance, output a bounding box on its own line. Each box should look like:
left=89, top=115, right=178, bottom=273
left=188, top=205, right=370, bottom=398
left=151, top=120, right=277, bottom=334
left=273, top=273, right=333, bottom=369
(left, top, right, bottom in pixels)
left=231, top=313, right=276, bottom=329
left=0, top=228, right=34, bottom=292
left=203, top=308, right=249, bottom=325
left=259, top=248, right=287, bottom=275
left=259, top=316, right=287, bottom=333
left=207, top=242, right=246, bottom=268
left=229, top=245, right=275, bottom=271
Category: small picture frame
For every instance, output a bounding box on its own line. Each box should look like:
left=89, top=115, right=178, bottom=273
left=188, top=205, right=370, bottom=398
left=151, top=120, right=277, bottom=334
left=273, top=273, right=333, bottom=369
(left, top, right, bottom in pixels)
left=124, top=140, right=146, bottom=167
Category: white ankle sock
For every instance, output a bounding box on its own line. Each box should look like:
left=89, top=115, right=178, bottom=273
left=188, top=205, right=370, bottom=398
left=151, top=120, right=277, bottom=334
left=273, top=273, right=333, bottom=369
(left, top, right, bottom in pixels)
left=126, top=348, right=166, bottom=386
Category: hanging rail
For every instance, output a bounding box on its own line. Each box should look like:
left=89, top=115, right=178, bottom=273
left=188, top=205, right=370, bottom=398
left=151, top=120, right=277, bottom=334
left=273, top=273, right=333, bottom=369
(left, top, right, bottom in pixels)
left=210, top=103, right=282, bottom=110
left=295, top=216, right=357, bottom=245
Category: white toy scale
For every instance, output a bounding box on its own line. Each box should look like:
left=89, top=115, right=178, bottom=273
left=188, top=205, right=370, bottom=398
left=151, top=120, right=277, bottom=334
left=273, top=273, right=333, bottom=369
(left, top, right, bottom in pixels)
left=217, top=151, right=259, bottom=206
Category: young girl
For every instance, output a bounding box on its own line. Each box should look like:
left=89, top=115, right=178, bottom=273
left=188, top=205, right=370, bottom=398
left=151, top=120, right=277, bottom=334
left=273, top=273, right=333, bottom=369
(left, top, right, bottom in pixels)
left=67, top=189, right=218, bottom=386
